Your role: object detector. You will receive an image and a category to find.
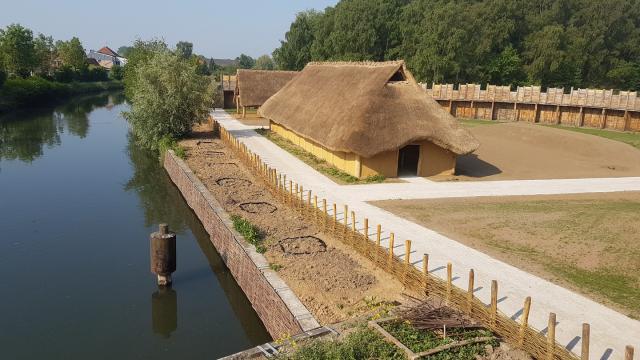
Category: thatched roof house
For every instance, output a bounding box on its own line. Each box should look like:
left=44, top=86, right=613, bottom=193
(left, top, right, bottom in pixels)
left=235, top=69, right=298, bottom=108
left=258, top=61, right=479, bottom=178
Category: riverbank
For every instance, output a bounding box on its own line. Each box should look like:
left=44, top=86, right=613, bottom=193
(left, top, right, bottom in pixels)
left=0, top=77, right=123, bottom=113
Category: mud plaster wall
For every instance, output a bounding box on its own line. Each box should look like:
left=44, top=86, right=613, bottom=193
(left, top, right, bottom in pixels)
left=163, top=151, right=319, bottom=339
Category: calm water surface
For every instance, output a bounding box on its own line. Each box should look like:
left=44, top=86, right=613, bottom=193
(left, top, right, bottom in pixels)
left=0, top=92, right=270, bottom=359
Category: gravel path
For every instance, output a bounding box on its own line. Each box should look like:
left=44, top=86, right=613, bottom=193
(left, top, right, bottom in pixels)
left=211, top=109, right=640, bottom=360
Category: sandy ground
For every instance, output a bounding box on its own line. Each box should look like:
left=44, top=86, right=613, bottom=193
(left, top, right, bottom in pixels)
left=180, top=124, right=407, bottom=324
left=451, top=122, right=640, bottom=181
left=373, top=192, right=640, bottom=319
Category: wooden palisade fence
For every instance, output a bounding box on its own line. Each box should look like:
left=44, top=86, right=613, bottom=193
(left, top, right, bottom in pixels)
left=424, top=83, right=640, bottom=132
left=215, top=121, right=635, bottom=360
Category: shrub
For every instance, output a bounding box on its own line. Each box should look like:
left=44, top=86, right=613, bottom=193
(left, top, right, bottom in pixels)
left=0, top=69, right=6, bottom=88
left=110, top=64, right=124, bottom=80
left=281, top=326, right=403, bottom=359
left=123, top=50, right=213, bottom=150
left=230, top=215, right=265, bottom=252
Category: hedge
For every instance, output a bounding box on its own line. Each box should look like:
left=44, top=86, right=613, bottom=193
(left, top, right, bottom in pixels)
left=0, top=77, right=123, bottom=113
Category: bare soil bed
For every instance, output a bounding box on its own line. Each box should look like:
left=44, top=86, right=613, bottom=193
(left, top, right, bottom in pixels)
left=372, top=192, right=640, bottom=319
left=451, top=122, right=640, bottom=181
left=179, top=124, right=407, bottom=324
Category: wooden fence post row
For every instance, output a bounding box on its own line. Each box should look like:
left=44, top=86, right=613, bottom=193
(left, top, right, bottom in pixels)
left=215, top=120, right=635, bottom=360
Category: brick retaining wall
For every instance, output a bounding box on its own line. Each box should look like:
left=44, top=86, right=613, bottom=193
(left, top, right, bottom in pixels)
left=163, top=150, right=319, bottom=339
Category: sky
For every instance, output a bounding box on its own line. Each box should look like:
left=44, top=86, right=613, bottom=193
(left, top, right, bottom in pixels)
left=0, top=0, right=339, bottom=59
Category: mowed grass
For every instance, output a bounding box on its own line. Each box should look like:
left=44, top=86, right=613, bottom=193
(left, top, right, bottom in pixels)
left=541, top=124, right=640, bottom=150
left=255, top=128, right=387, bottom=185
left=372, top=193, right=640, bottom=319
left=458, top=118, right=500, bottom=127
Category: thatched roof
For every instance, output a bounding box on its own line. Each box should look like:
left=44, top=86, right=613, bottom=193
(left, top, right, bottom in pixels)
left=258, top=61, right=479, bottom=158
left=236, top=69, right=298, bottom=107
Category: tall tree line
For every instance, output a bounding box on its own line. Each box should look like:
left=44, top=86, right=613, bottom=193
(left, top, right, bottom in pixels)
left=273, top=0, right=640, bottom=90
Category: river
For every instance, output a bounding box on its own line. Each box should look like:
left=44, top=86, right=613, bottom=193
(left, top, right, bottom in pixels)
left=0, top=92, right=270, bottom=359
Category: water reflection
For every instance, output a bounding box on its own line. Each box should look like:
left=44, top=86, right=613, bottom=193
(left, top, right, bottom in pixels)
left=151, top=287, right=178, bottom=338
left=124, top=134, right=271, bottom=345
left=0, top=92, right=124, bottom=163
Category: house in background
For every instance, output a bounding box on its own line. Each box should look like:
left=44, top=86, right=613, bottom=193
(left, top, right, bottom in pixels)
left=87, top=46, right=127, bottom=70
left=258, top=61, right=480, bottom=178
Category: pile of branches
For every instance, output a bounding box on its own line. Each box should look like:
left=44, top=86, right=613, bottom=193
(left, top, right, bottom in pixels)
left=396, top=299, right=480, bottom=331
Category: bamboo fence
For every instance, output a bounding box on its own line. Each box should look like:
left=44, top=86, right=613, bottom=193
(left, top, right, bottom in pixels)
left=216, top=122, right=635, bottom=360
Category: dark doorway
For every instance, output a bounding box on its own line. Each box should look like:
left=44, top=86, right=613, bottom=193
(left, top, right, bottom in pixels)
left=398, top=145, right=420, bottom=176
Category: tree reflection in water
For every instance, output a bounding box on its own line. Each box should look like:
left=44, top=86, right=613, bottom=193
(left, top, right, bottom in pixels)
left=0, top=91, right=125, bottom=163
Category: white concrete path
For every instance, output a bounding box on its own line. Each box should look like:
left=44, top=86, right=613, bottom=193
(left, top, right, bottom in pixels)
left=212, top=110, right=640, bottom=360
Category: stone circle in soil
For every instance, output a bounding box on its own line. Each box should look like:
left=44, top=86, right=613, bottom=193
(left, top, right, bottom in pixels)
left=239, top=202, right=278, bottom=214
left=216, top=177, right=252, bottom=187
left=279, top=236, right=327, bottom=255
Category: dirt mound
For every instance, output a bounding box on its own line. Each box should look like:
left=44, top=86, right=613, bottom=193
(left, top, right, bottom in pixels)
left=216, top=177, right=252, bottom=187
left=239, top=202, right=277, bottom=214
left=454, top=122, right=640, bottom=180
left=280, top=236, right=327, bottom=255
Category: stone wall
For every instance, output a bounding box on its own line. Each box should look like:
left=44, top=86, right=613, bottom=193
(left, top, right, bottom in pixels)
left=163, top=150, right=319, bottom=339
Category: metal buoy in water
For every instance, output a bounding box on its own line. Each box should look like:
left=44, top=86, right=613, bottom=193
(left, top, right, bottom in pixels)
left=150, top=224, right=176, bottom=286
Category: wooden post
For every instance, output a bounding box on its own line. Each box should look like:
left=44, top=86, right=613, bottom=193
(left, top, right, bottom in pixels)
left=307, top=190, right=311, bottom=205
left=344, top=205, right=348, bottom=226
left=388, top=233, right=395, bottom=260
left=295, top=183, right=299, bottom=197
left=490, top=280, right=498, bottom=326
left=404, top=240, right=411, bottom=265
left=351, top=211, right=356, bottom=231
left=519, top=296, right=531, bottom=346
left=364, top=218, right=369, bottom=240
left=626, top=346, right=634, bottom=360
left=467, top=269, right=474, bottom=313
left=314, top=195, right=318, bottom=210
left=624, top=110, right=630, bottom=131
left=422, top=254, right=429, bottom=275
left=547, top=313, right=556, bottom=360
left=376, top=224, right=381, bottom=246
left=446, top=262, right=452, bottom=302
left=579, top=107, right=585, bottom=127
left=333, top=203, right=337, bottom=223
left=581, top=323, right=590, bottom=360
left=556, top=105, right=561, bottom=124
left=323, top=199, right=327, bottom=217
left=150, top=224, right=177, bottom=286
left=242, top=106, right=246, bottom=119
left=601, top=108, right=607, bottom=129
left=300, top=185, right=304, bottom=202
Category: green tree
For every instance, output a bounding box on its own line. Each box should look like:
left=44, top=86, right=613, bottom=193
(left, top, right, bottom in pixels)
left=117, top=46, right=133, bottom=58
left=123, top=51, right=213, bottom=150
left=0, top=24, right=36, bottom=77
left=110, top=64, right=124, bottom=80
left=253, top=55, right=275, bottom=70
left=273, top=10, right=321, bottom=70
left=33, top=34, right=55, bottom=76
left=175, top=41, right=193, bottom=59
left=236, top=54, right=255, bottom=69
left=56, top=37, right=86, bottom=71
left=122, top=38, right=168, bottom=99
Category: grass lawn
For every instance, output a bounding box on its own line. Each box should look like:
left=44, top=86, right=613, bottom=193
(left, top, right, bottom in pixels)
left=372, top=192, right=640, bottom=319
left=458, top=118, right=500, bottom=127
left=254, top=128, right=390, bottom=185
left=541, top=124, right=640, bottom=150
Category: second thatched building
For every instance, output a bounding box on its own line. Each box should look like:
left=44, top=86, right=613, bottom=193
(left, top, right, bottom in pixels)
left=258, top=61, right=479, bottom=178
left=235, top=69, right=298, bottom=114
